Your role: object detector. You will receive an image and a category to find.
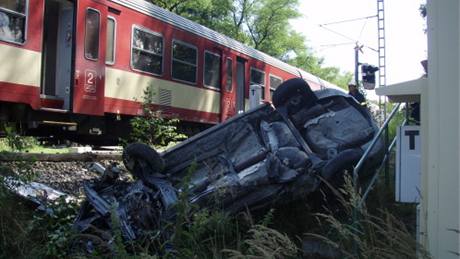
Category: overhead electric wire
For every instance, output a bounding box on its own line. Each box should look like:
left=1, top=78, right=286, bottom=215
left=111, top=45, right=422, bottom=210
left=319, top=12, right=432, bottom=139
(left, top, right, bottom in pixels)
left=358, top=18, right=369, bottom=41
left=320, top=15, right=377, bottom=26
left=318, top=24, right=357, bottom=42
left=318, top=18, right=378, bottom=53
left=319, top=41, right=355, bottom=51
left=320, top=42, right=356, bottom=47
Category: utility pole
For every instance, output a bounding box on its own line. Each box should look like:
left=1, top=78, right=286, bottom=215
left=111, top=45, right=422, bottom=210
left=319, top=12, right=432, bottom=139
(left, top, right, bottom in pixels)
left=355, top=44, right=359, bottom=86
left=354, top=44, right=364, bottom=86
left=376, top=0, right=389, bottom=186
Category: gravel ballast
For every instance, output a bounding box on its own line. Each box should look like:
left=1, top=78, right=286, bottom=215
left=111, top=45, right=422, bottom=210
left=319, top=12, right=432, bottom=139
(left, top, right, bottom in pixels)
left=2, top=160, right=128, bottom=196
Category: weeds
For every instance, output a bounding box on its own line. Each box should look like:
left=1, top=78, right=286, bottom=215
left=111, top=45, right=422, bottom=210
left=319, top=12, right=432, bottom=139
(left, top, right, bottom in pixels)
left=164, top=163, right=241, bottom=258
left=30, top=197, right=80, bottom=258
left=0, top=162, right=79, bottom=258
left=0, top=123, right=38, bottom=152
left=110, top=203, right=131, bottom=258
left=305, top=175, right=431, bottom=259
left=223, top=224, right=298, bottom=259
left=122, top=86, right=187, bottom=147
left=0, top=171, right=428, bottom=259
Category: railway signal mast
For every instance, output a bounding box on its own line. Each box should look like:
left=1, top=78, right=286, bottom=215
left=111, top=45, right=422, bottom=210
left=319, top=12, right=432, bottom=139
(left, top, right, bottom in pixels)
left=377, top=0, right=387, bottom=120
left=319, top=0, right=387, bottom=121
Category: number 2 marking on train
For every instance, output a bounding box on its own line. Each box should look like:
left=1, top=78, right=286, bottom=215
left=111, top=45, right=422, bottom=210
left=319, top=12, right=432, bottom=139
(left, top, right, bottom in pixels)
left=84, top=69, right=97, bottom=93
left=85, top=70, right=96, bottom=85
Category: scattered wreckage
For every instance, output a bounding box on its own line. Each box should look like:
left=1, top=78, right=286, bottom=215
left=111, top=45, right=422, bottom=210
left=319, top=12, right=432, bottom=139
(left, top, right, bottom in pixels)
left=2, top=176, right=73, bottom=214
left=73, top=78, right=384, bottom=246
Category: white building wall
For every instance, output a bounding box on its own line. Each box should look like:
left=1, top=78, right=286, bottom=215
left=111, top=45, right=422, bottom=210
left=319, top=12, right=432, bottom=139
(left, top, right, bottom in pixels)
left=423, top=1, right=460, bottom=257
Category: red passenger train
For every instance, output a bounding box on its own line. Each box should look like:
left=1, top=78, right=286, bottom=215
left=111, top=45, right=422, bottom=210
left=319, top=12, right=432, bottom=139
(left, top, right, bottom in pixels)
left=0, top=0, right=341, bottom=143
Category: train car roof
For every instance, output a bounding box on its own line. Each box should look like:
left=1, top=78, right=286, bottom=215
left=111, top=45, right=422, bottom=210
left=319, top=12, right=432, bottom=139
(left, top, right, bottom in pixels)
left=110, top=0, right=344, bottom=91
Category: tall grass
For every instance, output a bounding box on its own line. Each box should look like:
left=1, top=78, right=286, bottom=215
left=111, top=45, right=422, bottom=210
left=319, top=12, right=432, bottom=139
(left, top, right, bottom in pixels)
left=305, top=175, right=431, bottom=259
left=223, top=224, right=298, bottom=259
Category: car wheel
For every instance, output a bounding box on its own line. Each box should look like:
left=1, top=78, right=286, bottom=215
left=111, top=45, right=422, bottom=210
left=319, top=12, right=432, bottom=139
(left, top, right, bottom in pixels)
left=123, top=143, right=165, bottom=179
left=272, top=78, right=317, bottom=114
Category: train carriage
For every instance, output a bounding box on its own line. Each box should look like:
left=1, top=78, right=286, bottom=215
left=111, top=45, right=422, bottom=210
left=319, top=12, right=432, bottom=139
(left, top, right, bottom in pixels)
left=0, top=0, right=342, bottom=142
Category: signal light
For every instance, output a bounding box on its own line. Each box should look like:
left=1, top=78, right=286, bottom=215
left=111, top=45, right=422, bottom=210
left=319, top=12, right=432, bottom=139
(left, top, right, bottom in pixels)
left=361, top=64, right=379, bottom=90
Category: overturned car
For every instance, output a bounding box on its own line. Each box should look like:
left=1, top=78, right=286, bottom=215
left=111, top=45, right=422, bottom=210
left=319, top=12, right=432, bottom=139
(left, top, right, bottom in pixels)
left=74, top=78, right=384, bottom=243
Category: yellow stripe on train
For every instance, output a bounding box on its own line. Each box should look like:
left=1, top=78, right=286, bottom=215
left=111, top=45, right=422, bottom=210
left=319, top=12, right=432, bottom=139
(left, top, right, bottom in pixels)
left=105, top=67, right=221, bottom=114
left=0, top=44, right=41, bottom=87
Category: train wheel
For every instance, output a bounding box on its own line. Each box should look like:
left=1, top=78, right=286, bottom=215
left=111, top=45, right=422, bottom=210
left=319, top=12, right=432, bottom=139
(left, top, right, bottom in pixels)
left=122, top=143, right=165, bottom=180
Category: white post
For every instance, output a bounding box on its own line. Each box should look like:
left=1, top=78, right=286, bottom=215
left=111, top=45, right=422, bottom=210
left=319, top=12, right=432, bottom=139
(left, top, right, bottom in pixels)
left=249, top=84, right=262, bottom=110
left=422, top=1, right=460, bottom=257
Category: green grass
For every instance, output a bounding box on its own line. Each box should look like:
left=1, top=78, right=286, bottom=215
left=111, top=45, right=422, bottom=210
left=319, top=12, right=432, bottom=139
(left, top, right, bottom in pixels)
left=0, top=137, right=70, bottom=154
left=21, top=146, right=71, bottom=154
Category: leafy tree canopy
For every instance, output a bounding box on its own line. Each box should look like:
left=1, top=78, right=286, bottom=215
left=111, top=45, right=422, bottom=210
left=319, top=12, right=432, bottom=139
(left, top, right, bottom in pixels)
left=149, top=0, right=351, bottom=89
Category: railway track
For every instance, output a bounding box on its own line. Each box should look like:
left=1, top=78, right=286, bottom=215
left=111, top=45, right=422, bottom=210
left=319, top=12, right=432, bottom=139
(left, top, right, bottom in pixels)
left=0, top=151, right=122, bottom=162
left=1, top=153, right=126, bottom=196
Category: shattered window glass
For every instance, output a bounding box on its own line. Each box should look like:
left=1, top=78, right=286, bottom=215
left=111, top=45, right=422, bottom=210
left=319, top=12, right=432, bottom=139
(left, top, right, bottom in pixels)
left=131, top=27, right=163, bottom=75
left=172, top=41, right=197, bottom=83
left=0, top=0, right=27, bottom=44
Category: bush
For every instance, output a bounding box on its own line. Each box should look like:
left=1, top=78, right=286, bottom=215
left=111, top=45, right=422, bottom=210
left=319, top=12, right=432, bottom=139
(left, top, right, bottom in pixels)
left=123, top=86, right=186, bottom=147
left=0, top=123, right=38, bottom=152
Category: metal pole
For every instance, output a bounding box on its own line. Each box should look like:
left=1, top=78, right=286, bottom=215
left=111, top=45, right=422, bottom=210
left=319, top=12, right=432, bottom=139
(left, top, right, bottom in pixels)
left=351, top=103, right=400, bottom=258
left=355, top=44, right=360, bottom=86
left=384, top=107, right=390, bottom=186
left=353, top=103, right=401, bottom=184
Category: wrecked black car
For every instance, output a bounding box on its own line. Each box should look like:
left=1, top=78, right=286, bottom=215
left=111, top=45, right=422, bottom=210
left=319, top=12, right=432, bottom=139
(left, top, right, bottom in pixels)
left=74, top=78, right=384, bottom=244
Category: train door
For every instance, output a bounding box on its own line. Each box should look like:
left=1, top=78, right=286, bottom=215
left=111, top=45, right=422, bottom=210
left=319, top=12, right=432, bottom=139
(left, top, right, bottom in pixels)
left=220, top=56, right=235, bottom=121
left=73, top=0, right=107, bottom=116
left=41, top=0, right=74, bottom=110
left=236, top=57, right=246, bottom=114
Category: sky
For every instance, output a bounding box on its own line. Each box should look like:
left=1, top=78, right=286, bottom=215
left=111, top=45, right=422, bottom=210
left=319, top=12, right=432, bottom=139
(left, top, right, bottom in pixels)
left=291, top=0, right=427, bottom=99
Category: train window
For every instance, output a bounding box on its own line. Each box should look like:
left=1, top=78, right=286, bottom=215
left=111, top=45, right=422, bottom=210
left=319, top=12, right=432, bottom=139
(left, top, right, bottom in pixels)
left=172, top=40, right=197, bottom=84
left=204, top=51, right=221, bottom=89
left=106, top=17, right=116, bottom=65
left=85, top=9, right=100, bottom=60
left=269, top=74, right=283, bottom=99
left=0, top=0, right=27, bottom=44
left=131, top=26, right=163, bottom=75
left=225, top=58, right=233, bottom=92
left=250, top=67, right=265, bottom=98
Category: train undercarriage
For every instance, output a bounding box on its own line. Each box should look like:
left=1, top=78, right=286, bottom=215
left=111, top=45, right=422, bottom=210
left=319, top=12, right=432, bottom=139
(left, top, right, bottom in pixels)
left=0, top=102, right=209, bottom=145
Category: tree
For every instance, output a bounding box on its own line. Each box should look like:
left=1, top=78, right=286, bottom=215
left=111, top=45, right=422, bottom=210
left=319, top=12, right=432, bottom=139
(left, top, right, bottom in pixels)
left=419, top=3, right=427, bottom=33
left=149, top=0, right=192, bottom=12
left=419, top=4, right=426, bottom=18
left=287, top=44, right=352, bottom=89
left=244, top=0, right=300, bottom=55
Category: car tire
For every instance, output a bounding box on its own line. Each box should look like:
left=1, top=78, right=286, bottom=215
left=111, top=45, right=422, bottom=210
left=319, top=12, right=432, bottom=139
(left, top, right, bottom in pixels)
left=123, top=143, right=165, bottom=179
left=272, top=78, right=317, bottom=114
